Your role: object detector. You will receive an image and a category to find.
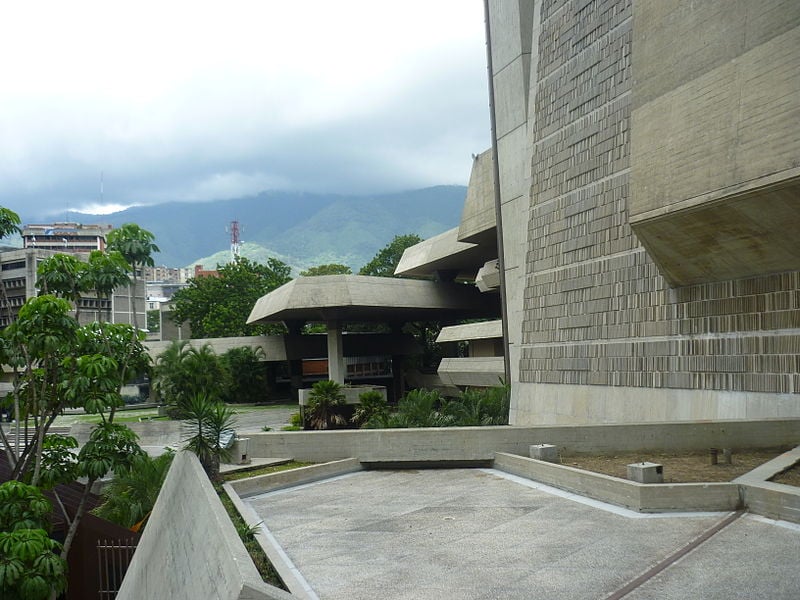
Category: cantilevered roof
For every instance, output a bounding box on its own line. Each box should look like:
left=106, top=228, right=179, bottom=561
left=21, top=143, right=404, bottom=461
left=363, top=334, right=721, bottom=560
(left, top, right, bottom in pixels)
left=394, top=227, right=497, bottom=280
left=436, top=319, right=503, bottom=343
left=247, top=275, right=499, bottom=324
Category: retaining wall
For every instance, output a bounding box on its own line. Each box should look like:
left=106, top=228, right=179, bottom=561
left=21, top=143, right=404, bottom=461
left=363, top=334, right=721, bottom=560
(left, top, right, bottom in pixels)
left=493, top=452, right=741, bottom=513
left=246, top=419, right=800, bottom=463
left=117, top=451, right=292, bottom=600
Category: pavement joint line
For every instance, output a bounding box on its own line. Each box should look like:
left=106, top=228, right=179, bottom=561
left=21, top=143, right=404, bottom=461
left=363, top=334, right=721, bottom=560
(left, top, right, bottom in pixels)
left=603, top=510, right=746, bottom=600
left=484, top=468, right=729, bottom=519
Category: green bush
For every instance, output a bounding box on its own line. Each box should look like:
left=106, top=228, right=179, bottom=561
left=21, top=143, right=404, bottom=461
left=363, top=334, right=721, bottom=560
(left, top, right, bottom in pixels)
left=352, top=390, right=389, bottom=428
left=443, top=383, right=510, bottom=426
left=305, top=380, right=346, bottom=430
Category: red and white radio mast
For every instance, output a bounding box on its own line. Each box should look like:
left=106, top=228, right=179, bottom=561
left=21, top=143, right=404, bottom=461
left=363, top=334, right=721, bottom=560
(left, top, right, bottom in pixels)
left=229, top=220, right=242, bottom=262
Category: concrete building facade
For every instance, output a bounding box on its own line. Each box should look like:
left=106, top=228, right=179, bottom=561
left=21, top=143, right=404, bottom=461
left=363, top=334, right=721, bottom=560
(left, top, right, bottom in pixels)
left=490, top=0, right=800, bottom=424
left=401, top=0, right=800, bottom=425
left=0, top=248, right=145, bottom=328
left=22, top=222, right=112, bottom=253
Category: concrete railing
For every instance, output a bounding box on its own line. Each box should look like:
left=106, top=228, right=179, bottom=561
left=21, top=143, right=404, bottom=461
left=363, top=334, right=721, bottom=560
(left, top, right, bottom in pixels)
left=245, top=419, right=800, bottom=463
left=117, top=451, right=293, bottom=600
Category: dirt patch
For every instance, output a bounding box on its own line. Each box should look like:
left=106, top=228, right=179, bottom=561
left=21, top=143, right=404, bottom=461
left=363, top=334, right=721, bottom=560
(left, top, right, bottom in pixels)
left=562, top=448, right=790, bottom=483
left=772, top=464, right=800, bottom=487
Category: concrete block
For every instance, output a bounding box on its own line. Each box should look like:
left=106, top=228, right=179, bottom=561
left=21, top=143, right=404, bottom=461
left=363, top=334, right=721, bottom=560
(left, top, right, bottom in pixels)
left=229, top=438, right=251, bottom=465
left=529, top=444, right=559, bottom=462
left=627, top=462, right=664, bottom=484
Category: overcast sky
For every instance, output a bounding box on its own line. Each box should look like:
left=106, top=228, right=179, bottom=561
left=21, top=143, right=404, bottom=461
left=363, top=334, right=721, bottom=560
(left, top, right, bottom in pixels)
left=0, top=1, right=490, bottom=218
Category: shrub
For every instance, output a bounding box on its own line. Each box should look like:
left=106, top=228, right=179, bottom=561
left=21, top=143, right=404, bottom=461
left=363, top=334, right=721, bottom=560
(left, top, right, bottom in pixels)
left=352, top=390, right=389, bottom=428
left=305, top=380, right=346, bottom=430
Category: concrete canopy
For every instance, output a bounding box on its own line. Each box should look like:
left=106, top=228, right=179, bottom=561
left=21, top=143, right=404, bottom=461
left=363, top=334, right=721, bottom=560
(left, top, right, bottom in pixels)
left=394, top=227, right=496, bottom=281
left=246, top=275, right=499, bottom=325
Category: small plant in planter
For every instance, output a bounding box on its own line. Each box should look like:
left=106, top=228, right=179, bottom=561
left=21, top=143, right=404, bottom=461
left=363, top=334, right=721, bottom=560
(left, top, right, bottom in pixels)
left=305, top=380, right=346, bottom=430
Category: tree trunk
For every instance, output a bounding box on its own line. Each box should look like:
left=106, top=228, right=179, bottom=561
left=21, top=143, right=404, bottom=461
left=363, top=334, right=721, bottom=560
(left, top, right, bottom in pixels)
left=60, top=478, right=94, bottom=560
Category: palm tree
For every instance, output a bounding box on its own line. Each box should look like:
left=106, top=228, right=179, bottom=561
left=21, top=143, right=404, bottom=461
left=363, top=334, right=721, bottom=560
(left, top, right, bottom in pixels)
left=106, top=223, right=159, bottom=331
left=352, top=390, right=389, bottom=428
left=152, top=340, right=192, bottom=412
left=93, top=450, right=174, bottom=530
left=183, top=344, right=226, bottom=401
left=181, top=393, right=236, bottom=482
left=305, top=380, right=346, bottom=430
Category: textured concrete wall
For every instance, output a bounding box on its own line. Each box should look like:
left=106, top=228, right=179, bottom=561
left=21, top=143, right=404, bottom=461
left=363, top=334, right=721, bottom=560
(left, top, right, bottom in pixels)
left=117, top=451, right=291, bottom=600
left=630, top=0, right=800, bottom=217
left=500, top=0, right=800, bottom=424
left=629, top=0, right=800, bottom=285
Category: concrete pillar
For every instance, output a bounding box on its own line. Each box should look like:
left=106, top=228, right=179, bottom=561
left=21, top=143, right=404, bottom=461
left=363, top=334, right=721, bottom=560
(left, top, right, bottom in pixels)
left=327, top=321, right=346, bottom=384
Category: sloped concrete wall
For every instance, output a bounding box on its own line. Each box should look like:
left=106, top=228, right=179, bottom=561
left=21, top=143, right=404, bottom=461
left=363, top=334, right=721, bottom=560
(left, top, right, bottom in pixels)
left=117, top=451, right=291, bottom=600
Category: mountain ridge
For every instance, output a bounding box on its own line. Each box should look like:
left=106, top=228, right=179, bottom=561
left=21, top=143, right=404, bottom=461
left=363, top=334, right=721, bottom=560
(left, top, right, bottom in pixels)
left=19, top=186, right=466, bottom=271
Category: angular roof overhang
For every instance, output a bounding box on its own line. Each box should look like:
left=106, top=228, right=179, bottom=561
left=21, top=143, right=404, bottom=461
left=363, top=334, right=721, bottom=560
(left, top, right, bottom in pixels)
left=247, top=275, right=500, bottom=324
left=394, top=227, right=497, bottom=280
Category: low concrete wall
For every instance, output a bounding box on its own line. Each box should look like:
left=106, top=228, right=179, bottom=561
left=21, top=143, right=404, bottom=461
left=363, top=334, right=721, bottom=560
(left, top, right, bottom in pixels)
left=70, top=421, right=181, bottom=448
left=229, top=458, right=362, bottom=498
left=493, top=452, right=741, bottom=513
left=246, top=420, right=800, bottom=463
left=117, top=451, right=292, bottom=600
left=735, top=446, right=800, bottom=523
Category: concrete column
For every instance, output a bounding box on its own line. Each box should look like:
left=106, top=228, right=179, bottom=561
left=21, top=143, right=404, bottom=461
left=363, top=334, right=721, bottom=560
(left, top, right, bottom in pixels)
left=326, top=321, right=346, bottom=384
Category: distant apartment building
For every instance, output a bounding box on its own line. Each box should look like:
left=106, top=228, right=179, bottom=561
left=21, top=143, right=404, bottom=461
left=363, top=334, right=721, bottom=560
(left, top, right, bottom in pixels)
left=22, top=222, right=112, bottom=254
left=0, top=247, right=145, bottom=328
left=144, top=265, right=184, bottom=284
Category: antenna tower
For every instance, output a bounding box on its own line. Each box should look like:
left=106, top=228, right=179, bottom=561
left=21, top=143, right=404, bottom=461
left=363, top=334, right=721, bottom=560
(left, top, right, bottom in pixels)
left=229, top=220, right=242, bottom=262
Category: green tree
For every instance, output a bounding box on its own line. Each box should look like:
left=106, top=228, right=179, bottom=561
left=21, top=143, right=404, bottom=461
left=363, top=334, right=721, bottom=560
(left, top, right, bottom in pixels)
left=147, top=309, right=160, bottom=332
left=57, top=423, right=145, bottom=558
left=151, top=340, right=192, bottom=407
left=220, top=346, right=268, bottom=404
left=35, top=254, right=90, bottom=320
left=152, top=342, right=225, bottom=414
left=171, top=257, right=291, bottom=338
left=183, top=344, right=226, bottom=401
left=0, top=481, right=66, bottom=600
left=304, top=380, right=346, bottom=430
left=84, top=250, right=131, bottom=321
left=359, top=233, right=421, bottom=277
left=300, top=263, right=352, bottom=277
left=106, top=223, right=159, bottom=331
left=1, top=295, right=78, bottom=483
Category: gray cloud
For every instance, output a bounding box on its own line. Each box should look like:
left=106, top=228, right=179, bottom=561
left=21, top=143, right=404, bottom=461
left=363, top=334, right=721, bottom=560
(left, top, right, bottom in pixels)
left=0, top=1, right=490, bottom=220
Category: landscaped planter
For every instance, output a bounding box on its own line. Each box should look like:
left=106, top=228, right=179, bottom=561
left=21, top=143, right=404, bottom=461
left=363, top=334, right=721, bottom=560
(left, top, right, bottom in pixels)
left=298, top=384, right=386, bottom=406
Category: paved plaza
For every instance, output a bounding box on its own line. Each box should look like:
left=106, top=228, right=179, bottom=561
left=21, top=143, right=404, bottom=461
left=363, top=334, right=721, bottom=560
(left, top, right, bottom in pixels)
left=245, top=469, right=800, bottom=600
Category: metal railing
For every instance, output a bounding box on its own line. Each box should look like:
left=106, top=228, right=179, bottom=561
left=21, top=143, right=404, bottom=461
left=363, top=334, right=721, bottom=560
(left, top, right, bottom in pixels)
left=97, top=538, right=138, bottom=599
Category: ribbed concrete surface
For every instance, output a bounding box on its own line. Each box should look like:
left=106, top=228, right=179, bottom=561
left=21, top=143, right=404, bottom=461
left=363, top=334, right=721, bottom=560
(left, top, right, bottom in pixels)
left=243, top=469, right=800, bottom=599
